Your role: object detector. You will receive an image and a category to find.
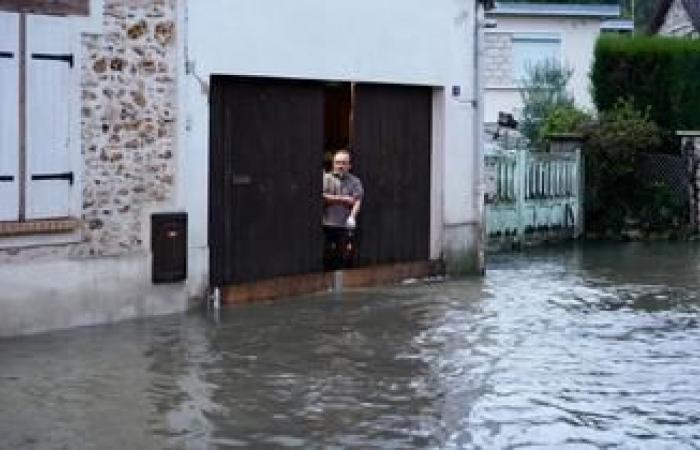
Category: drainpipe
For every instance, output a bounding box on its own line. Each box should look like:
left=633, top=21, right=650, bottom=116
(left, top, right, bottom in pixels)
left=472, top=1, right=495, bottom=274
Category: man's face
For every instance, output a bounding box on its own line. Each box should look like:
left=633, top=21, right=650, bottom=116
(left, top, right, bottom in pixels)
left=333, top=152, right=351, bottom=175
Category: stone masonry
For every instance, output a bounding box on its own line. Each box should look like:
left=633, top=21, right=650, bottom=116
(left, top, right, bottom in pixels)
left=0, top=0, right=177, bottom=262
left=80, top=0, right=177, bottom=256
left=484, top=32, right=514, bottom=87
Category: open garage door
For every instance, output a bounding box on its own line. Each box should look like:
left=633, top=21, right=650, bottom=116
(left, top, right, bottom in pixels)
left=209, top=77, right=324, bottom=285
left=352, top=83, right=432, bottom=267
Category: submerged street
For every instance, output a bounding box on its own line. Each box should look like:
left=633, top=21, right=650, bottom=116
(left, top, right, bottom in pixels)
left=1, top=242, right=699, bottom=449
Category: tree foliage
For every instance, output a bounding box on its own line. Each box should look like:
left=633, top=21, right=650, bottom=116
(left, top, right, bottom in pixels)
left=517, top=60, right=574, bottom=148
left=581, top=99, right=673, bottom=233
left=538, top=105, right=591, bottom=141
left=592, top=35, right=700, bottom=132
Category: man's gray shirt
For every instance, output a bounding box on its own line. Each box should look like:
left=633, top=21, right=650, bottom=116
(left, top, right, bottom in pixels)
left=323, top=171, right=364, bottom=227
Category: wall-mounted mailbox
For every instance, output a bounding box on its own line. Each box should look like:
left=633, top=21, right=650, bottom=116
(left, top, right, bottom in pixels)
left=151, top=212, right=187, bottom=283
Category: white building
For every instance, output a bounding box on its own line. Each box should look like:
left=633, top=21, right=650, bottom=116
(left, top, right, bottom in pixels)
left=483, top=2, right=621, bottom=125
left=0, top=0, right=490, bottom=336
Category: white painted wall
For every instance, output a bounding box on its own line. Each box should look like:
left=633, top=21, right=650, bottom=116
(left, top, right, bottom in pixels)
left=483, top=16, right=603, bottom=123
left=0, top=254, right=192, bottom=337
left=183, top=0, right=483, bottom=271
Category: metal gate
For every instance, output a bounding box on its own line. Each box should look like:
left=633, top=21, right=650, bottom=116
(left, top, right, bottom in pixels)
left=209, top=76, right=324, bottom=286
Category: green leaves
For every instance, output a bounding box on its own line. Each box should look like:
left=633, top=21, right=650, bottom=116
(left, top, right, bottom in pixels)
left=518, top=60, right=574, bottom=149
left=592, top=35, right=700, bottom=131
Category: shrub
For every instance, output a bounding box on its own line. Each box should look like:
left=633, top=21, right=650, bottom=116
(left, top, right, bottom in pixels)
left=591, top=35, right=700, bottom=132
left=538, top=104, right=592, bottom=141
left=583, top=98, right=664, bottom=233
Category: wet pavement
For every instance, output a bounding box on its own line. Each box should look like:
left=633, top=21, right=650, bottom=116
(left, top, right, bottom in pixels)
left=1, top=242, right=699, bottom=449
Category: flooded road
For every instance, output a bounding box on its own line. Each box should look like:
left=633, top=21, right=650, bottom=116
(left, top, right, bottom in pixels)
left=1, top=242, right=699, bottom=449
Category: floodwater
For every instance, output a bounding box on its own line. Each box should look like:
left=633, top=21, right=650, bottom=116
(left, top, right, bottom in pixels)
left=1, top=243, right=700, bottom=449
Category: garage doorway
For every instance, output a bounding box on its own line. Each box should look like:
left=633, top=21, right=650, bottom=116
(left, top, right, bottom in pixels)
left=209, top=77, right=433, bottom=289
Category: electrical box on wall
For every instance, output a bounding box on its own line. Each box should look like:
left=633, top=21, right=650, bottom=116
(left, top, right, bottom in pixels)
left=151, top=212, right=187, bottom=283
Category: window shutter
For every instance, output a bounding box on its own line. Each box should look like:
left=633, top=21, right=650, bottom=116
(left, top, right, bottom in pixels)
left=0, top=13, right=19, bottom=221
left=26, top=14, right=73, bottom=219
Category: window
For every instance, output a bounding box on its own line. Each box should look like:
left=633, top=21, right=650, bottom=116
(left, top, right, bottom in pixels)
left=0, top=13, right=75, bottom=222
left=511, top=33, right=561, bottom=82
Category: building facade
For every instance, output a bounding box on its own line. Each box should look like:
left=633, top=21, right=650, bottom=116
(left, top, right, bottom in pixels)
left=0, top=0, right=487, bottom=336
left=482, top=3, right=620, bottom=125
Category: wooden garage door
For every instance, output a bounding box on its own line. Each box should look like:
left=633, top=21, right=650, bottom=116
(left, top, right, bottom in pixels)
left=209, top=77, right=324, bottom=285
left=352, top=83, right=432, bottom=266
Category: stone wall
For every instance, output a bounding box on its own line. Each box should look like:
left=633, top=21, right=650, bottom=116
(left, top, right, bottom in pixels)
left=80, top=0, right=177, bottom=256
left=484, top=32, right=513, bottom=87
left=658, top=0, right=698, bottom=37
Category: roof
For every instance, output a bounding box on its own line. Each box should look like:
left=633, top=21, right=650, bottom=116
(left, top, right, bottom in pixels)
left=487, top=2, right=621, bottom=18
left=600, top=18, right=635, bottom=31
left=649, top=0, right=700, bottom=34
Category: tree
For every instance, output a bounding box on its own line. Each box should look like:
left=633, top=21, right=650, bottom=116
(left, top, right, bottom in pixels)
left=517, top=60, right=574, bottom=148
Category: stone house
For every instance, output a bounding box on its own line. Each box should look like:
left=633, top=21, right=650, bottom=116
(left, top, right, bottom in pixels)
left=482, top=2, right=621, bottom=126
left=0, top=0, right=490, bottom=336
left=649, top=0, right=700, bottom=37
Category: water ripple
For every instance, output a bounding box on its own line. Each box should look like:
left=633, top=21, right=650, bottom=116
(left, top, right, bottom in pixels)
left=1, top=243, right=700, bottom=448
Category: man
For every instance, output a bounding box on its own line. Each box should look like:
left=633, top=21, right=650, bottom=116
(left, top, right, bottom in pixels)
left=322, top=149, right=364, bottom=270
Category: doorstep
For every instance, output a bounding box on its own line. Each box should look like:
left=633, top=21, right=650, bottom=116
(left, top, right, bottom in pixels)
left=220, top=260, right=442, bottom=304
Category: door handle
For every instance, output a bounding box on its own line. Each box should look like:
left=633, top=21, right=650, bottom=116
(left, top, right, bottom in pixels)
left=0, top=175, right=13, bottom=182
left=230, top=174, right=252, bottom=186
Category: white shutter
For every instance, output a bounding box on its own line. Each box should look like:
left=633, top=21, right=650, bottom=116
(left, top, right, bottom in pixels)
left=0, top=13, right=19, bottom=221
left=26, top=15, right=73, bottom=219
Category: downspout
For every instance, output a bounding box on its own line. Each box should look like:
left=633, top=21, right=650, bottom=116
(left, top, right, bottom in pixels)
left=472, top=1, right=485, bottom=274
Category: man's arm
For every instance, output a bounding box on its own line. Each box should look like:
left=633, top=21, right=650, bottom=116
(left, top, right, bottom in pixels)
left=323, top=193, right=356, bottom=206
left=350, top=179, right=364, bottom=219
left=322, top=173, right=355, bottom=206
left=349, top=198, right=361, bottom=219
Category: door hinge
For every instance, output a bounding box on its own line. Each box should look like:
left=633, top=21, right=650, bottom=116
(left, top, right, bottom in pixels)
left=31, top=171, right=74, bottom=185
left=31, top=53, right=74, bottom=68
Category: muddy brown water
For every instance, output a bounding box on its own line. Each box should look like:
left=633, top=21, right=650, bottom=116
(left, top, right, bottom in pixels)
left=1, top=242, right=699, bottom=449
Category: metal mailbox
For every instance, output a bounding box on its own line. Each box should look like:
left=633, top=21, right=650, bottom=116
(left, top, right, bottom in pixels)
left=151, top=212, right=187, bottom=283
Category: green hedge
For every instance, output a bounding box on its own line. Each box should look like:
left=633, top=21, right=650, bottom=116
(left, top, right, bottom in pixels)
left=591, top=35, right=700, bottom=131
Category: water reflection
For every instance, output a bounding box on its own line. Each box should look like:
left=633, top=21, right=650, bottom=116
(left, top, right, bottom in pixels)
left=1, top=242, right=699, bottom=449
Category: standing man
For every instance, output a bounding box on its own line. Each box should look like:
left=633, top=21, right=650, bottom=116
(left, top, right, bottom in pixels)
left=323, top=149, right=364, bottom=270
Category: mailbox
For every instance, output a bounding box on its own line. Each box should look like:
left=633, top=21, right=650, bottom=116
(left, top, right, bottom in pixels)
left=151, top=212, right=187, bottom=283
